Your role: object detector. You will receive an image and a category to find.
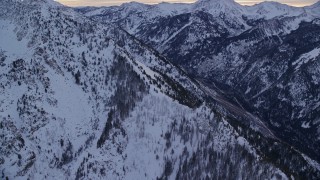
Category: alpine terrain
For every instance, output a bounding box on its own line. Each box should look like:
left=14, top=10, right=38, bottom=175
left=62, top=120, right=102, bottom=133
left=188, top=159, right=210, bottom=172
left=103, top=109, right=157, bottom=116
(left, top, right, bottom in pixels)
left=0, top=0, right=320, bottom=179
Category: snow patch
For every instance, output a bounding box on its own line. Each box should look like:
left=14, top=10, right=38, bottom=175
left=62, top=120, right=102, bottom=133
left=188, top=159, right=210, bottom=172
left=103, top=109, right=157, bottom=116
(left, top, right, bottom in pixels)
left=301, top=121, right=311, bottom=128
left=292, top=47, right=320, bottom=71
left=0, top=20, right=31, bottom=57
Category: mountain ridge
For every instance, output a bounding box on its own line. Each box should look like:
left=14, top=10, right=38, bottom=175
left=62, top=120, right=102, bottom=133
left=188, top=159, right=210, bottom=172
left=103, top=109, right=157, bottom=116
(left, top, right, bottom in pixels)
left=80, top=0, right=320, bottom=169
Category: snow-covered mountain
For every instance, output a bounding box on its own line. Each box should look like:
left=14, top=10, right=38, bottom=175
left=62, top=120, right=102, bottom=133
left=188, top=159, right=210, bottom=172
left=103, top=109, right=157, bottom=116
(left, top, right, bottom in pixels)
left=80, top=0, right=320, bottom=176
left=245, top=1, right=305, bottom=19
left=1, top=0, right=320, bottom=179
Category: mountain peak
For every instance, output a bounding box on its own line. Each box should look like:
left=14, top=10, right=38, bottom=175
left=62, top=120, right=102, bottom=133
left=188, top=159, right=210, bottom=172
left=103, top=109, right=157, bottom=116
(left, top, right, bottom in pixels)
left=306, top=0, right=320, bottom=16
left=194, top=0, right=242, bottom=9
left=198, top=0, right=235, bottom=2
left=309, top=0, right=320, bottom=8
left=18, top=0, right=62, bottom=7
left=193, top=0, right=244, bottom=17
left=196, top=0, right=237, bottom=5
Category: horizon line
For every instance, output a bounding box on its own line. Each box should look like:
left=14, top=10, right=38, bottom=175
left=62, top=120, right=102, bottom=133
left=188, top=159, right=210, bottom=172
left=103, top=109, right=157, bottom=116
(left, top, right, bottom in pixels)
left=56, top=0, right=319, bottom=8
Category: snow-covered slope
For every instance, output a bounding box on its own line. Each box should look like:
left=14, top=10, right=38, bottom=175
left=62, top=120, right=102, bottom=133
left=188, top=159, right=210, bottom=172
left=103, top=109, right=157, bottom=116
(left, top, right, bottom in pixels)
left=306, top=1, right=320, bottom=17
left=81, top=0, right=320, bottom=35
left=5, top=0, right=318, bottom=179
left=79, top=0, right=320, bottom=177
left=245, top=1, right=306, bottom=19
left=79, top=1, right=191, bottom=34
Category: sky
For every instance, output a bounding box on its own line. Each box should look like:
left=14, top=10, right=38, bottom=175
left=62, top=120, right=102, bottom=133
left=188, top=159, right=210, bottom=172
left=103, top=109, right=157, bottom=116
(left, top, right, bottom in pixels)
left=56, top=0, right=319, bottom=7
